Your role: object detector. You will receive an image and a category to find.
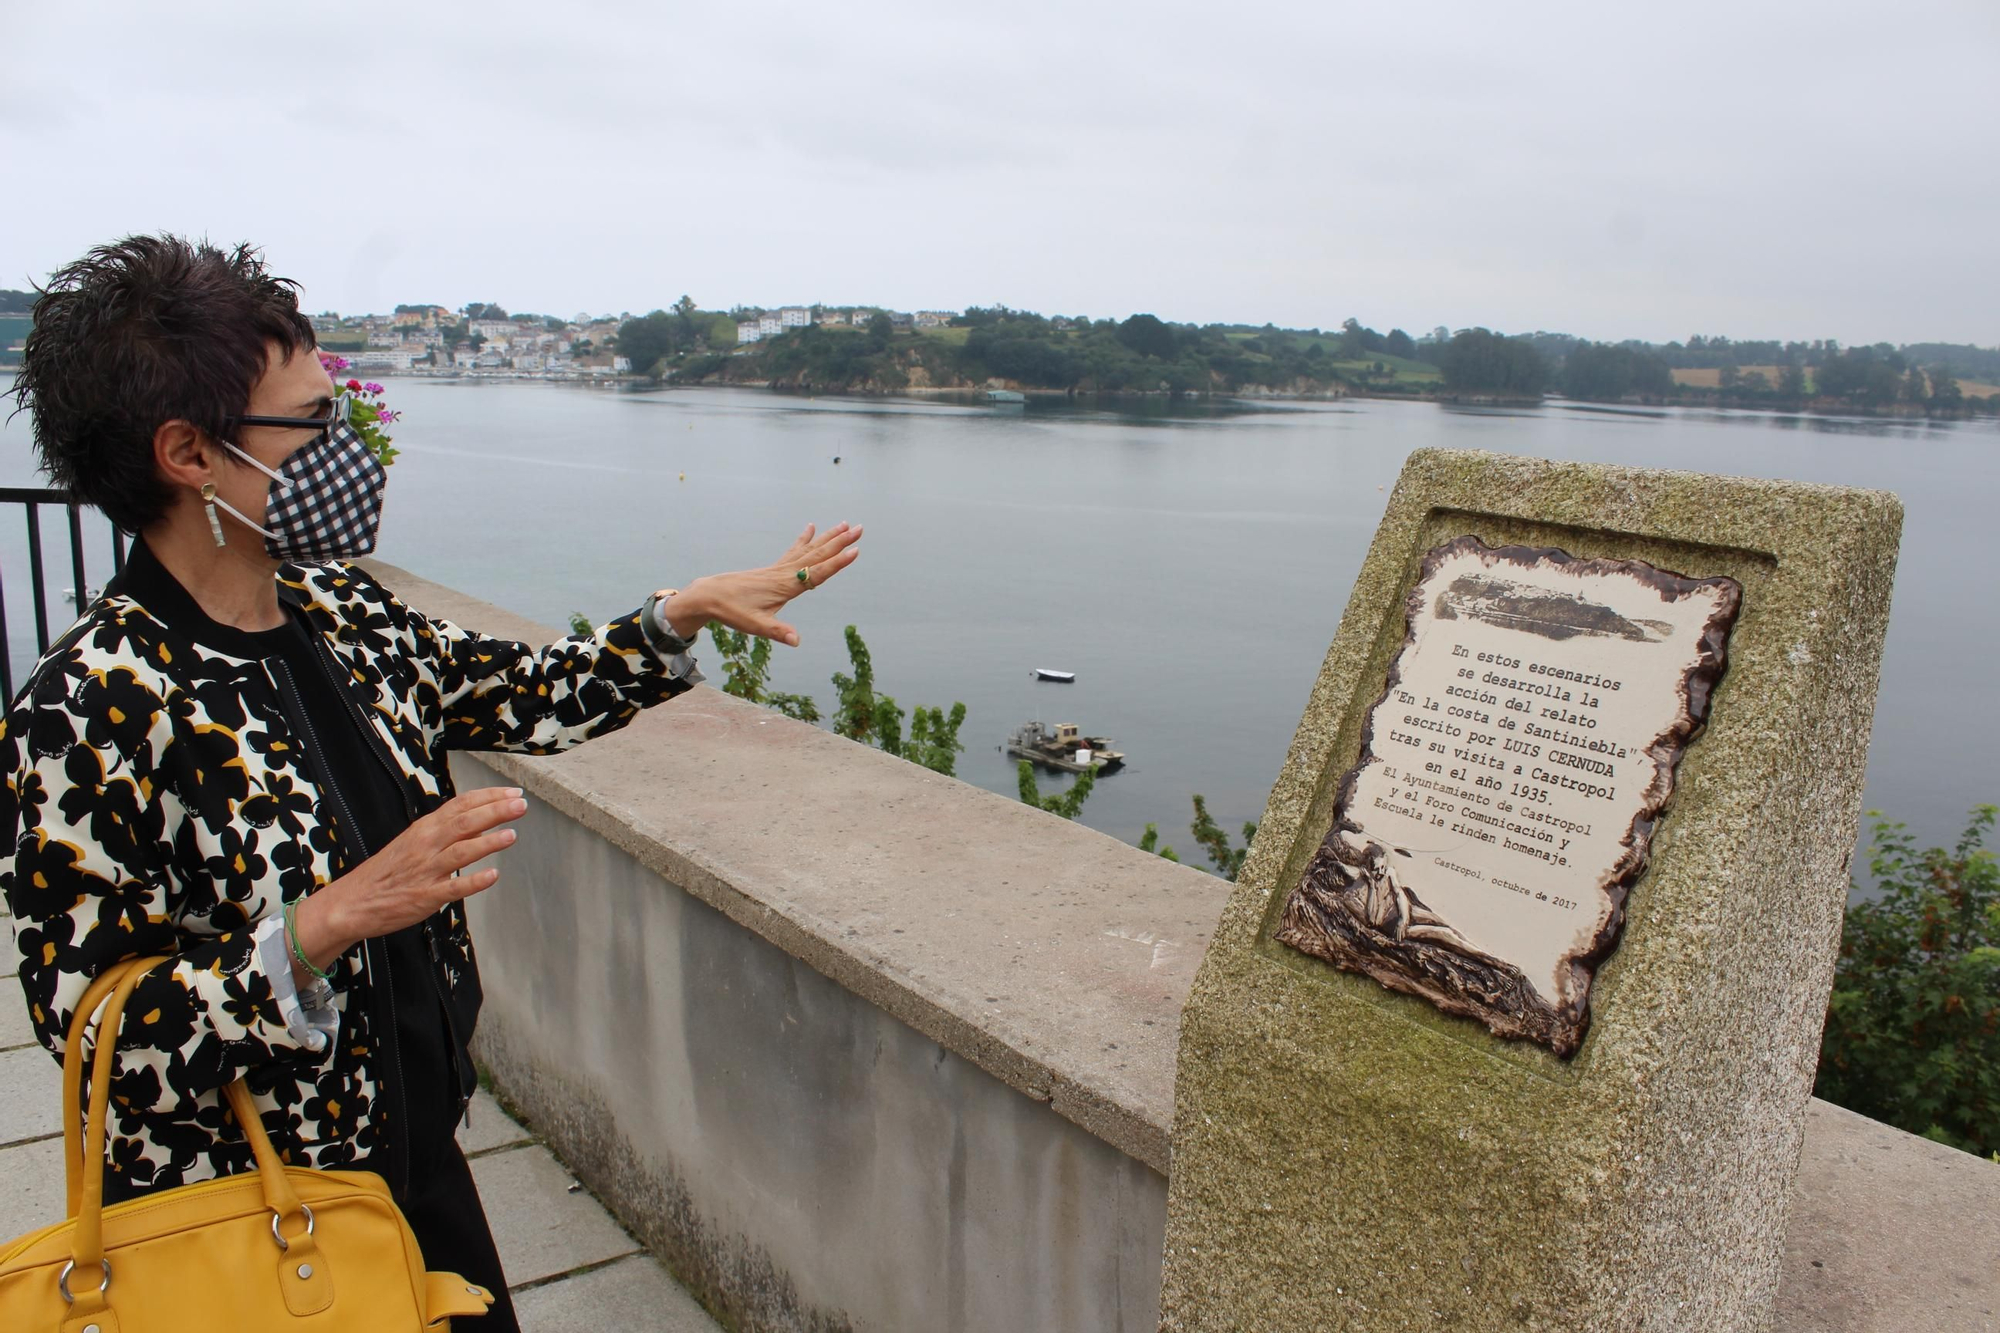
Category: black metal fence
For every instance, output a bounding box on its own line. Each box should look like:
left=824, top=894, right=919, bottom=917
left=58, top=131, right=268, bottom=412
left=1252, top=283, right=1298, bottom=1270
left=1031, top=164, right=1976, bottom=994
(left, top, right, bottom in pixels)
left=0, top=488, right=125, bottom=702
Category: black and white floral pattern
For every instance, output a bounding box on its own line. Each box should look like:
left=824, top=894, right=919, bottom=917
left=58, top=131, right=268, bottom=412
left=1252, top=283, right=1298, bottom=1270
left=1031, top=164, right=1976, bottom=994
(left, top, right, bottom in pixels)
left=2, top=562, right=694, bottom=1196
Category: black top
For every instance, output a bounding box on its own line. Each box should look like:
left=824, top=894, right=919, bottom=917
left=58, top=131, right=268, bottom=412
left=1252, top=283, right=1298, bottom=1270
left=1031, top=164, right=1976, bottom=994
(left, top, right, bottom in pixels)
left=107, top=540, right=457, bottom=1186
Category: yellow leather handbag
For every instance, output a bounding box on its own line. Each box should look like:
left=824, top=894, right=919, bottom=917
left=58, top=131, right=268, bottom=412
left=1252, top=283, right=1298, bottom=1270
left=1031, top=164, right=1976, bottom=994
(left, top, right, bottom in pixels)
left=0, top=955, right=495, bottom=1331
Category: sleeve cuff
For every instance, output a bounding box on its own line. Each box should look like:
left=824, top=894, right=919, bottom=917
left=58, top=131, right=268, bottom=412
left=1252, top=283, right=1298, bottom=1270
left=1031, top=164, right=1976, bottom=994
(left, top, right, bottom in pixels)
left=641, top=596, right=706, bottom=685
left=253, top=916, right=339, bottom=1055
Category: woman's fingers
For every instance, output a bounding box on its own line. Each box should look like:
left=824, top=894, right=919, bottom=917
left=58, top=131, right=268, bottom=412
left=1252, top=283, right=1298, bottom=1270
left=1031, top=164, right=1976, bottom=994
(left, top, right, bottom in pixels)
left=781, top=521, right=856, bottom=569
left=777, top=523, right=817, bottom=565
left=440, top=788, right=527, bottom=844
left=802, top=545, right=861, bottom=591
left=443, top=825, right=520, bottom=874
left=451, top=866, right=503, bottom=900
left=799, top=523, right=862, bottom=565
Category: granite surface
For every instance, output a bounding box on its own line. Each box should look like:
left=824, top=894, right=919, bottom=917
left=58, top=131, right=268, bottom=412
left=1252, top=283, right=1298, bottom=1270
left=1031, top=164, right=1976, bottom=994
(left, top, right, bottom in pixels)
left=1161, top=449, right=1907, bottom=1332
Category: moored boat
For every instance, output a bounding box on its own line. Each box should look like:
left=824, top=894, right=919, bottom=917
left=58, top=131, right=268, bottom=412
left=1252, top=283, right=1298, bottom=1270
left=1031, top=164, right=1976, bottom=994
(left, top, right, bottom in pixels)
left=1005, top=720, right=1124, bottom=773
left=1032, top=668, right=1075, bottom=683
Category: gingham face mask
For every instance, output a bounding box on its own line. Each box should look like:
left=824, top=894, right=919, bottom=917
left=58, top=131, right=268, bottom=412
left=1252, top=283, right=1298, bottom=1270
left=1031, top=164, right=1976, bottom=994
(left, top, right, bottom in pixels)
left=214, top=422, right=388, bottom=562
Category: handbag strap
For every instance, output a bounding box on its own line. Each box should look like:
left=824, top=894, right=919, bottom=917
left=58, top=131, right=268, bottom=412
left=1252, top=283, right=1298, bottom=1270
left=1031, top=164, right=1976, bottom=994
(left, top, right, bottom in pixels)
left=59, top=955, right=309, bottom=1295
left=60, top=957, right=147, bottom=1214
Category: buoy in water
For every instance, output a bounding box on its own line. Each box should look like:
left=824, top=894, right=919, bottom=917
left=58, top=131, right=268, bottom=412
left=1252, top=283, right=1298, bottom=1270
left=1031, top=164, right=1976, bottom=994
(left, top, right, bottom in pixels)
left=679, top=472, right=686, bottom=481
left=833, top=456, right=841, bottom=464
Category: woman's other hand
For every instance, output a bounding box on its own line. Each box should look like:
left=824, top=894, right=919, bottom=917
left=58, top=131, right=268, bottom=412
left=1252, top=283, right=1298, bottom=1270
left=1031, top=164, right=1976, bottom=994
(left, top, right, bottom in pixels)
left=289, top=786, right=528, bottom=981
left=665, top=521, right=863, bottom=648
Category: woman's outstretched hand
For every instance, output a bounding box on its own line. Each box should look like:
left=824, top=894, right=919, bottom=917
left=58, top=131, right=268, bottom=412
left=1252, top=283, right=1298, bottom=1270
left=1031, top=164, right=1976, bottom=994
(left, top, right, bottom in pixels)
left=664, top=521, right=863, bottom=648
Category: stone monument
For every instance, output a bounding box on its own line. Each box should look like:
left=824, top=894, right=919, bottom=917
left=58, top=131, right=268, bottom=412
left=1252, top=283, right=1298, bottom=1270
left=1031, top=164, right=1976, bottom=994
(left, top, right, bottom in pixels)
left=1160, top=449, right=1902, bottom=1332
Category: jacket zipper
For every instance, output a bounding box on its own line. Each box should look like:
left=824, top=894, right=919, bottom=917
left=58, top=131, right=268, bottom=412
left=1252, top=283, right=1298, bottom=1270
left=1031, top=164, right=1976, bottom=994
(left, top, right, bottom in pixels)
left=299, top=627, right=476, bottom=1124
left=269, top=655, right=413, bottom=1200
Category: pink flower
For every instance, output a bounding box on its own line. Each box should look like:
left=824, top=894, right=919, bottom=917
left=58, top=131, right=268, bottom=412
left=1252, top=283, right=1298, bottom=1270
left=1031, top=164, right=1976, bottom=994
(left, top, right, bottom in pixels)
left=363, top=381, right=385, bottom=395
left=377, top=408, right=400, bottom=423
left=318, top=352, right=350, bottom=372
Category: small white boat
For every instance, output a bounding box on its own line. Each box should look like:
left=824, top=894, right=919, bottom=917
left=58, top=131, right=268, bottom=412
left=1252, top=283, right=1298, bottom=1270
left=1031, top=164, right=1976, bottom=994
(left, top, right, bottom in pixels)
left=1032, top=668, right=1076, bottom=683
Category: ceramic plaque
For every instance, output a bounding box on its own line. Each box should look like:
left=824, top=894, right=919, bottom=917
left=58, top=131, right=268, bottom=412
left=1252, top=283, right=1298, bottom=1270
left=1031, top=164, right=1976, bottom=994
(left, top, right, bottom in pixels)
left=1276, top=536, right=1742, bottom=1056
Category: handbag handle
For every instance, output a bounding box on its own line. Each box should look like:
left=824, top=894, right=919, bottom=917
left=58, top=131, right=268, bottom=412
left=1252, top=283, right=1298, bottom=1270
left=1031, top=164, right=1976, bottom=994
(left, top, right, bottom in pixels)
left=59, top=955, right=313, bottom=1312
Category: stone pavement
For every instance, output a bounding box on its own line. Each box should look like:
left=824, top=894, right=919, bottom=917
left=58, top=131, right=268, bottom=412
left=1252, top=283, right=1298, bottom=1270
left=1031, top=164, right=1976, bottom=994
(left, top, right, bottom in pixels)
left=0, top=909, right=721, bottom=1332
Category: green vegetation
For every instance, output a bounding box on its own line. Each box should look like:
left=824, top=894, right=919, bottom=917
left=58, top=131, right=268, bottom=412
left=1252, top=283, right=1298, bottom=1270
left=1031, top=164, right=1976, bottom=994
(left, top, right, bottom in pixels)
left=0, top=290, right=35, bottom=314
left=599, top=296, right=1995, bottom=416
left=706, top=625, right=822, bottom=724
left=698, top=623, right=967, bottom=775
left=1138, top=824, right=1180, bottom=862
left=1189, top=794, right=1257, bottom=881
left=1018, top=760, right=1095, bottom=819
left=1563, top=342, right=1675, bottom=401
left=613, top=296, right=729, bottom=376
left=0, top=314, right=30, bottom=366
left=1815, top=807, right=1999, bottom=1159
left=656, top=307, right=1446, bottom=398
left=1439, top=328, right=1548, bottom=398
left=1329, top=353, right=1440, bottom=386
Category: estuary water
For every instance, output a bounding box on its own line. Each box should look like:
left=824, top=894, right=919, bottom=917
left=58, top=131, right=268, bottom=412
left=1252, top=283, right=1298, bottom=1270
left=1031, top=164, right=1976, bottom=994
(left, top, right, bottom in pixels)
left=2, top=379, right=1993, bottom=872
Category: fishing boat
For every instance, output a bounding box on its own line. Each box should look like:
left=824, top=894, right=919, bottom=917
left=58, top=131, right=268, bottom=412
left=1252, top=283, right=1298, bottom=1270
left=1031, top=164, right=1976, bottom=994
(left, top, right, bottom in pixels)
left=985, top=389, right=1026, bottom=404
left=1032, top=668, right=1075, bottom=683
left=1005, top=721, right=1125, bottom=774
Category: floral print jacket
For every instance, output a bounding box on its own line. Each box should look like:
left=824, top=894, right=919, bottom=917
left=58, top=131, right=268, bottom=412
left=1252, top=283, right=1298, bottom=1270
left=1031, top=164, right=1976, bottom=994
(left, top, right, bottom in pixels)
left=1, top=558, right=695, bottom=1198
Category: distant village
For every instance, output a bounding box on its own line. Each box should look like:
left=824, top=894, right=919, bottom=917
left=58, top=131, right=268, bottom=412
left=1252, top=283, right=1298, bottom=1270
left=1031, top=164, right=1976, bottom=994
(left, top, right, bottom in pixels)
left=308, top=303, right=964, bottom=380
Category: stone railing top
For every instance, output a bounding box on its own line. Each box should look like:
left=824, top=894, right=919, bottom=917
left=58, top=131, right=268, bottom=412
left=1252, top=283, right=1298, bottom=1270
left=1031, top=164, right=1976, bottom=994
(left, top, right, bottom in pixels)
left=362, top=561, right=1221, bottom=1172
left=364, top=561, right=1999, bottom=1327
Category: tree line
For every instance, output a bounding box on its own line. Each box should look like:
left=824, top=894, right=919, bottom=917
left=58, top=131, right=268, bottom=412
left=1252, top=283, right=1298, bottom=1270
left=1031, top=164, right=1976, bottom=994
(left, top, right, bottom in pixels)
left=609, top=303, right=1995, bottom=415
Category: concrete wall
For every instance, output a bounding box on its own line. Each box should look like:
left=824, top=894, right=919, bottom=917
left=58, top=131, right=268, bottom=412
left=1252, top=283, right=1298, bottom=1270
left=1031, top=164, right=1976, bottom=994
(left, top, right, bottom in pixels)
left=357, top=563, right=2000, bottom=1333
left=459, top=779, right=1167, bottom=1333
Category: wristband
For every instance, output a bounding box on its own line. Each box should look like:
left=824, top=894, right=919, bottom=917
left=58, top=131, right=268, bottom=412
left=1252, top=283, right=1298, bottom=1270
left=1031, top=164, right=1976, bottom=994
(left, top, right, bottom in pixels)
left=283, top=898, right=335, bottom=984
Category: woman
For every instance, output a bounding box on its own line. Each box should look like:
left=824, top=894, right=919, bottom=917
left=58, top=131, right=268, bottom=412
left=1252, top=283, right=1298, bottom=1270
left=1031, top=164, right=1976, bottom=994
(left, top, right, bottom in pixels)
left=0, top=235, right=860, bottom=1331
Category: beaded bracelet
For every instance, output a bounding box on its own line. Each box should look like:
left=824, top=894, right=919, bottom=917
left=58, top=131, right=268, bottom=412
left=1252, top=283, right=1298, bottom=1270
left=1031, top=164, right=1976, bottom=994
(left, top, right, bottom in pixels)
left=283, top=898, right=334, bottom=984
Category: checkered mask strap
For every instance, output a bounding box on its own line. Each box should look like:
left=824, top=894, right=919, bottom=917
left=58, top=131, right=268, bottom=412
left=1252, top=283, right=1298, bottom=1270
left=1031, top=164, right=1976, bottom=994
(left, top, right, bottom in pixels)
left=259, top=422, right=388, bottom=562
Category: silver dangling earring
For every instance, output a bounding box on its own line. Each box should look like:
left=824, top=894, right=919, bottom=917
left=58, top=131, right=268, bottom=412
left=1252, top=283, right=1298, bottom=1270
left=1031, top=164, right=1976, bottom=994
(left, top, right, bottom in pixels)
left=201, top=483, right=227, bottom=548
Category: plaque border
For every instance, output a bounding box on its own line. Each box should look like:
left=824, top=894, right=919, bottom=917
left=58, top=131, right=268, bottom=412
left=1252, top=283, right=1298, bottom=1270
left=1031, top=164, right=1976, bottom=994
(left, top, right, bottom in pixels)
left=1274, top=534, right=1743, bottom=1057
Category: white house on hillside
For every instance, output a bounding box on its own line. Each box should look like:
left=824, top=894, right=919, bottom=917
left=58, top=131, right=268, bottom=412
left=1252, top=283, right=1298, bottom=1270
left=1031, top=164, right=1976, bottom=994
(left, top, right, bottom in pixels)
left=737, top=321, right=761, bottom=344
left=816, top=310, right=847, bottom=326
left=914, top=310, right=956, bottom=329
left=780, top=307, right=809, bottom=328
left=757, top=314, right=782, bottom=337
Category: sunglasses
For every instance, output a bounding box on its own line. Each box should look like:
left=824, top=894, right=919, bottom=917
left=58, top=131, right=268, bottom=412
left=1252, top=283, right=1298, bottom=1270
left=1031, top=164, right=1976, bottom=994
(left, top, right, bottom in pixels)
left=226, top=390, right=354, bottom=438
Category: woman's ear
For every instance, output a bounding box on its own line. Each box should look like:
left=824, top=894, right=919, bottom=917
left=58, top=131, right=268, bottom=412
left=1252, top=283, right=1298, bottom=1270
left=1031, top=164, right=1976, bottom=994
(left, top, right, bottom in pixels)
left=153, top=419, right=216, bottom=492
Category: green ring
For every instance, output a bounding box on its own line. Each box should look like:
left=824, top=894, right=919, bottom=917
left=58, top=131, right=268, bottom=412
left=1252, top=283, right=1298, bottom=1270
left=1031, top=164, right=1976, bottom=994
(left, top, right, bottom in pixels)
left=796, top=568, right=810, bottom=584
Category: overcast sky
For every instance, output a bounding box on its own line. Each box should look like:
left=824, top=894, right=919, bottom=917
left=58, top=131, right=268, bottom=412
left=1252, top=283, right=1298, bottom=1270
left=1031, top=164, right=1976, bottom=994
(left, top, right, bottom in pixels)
left=4, top=0, right=1994, bottom=345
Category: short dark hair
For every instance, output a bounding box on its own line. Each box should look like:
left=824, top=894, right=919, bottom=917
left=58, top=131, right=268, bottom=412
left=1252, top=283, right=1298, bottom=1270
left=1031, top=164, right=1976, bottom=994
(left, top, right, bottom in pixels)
left=6, top=235, right=316, bottom=533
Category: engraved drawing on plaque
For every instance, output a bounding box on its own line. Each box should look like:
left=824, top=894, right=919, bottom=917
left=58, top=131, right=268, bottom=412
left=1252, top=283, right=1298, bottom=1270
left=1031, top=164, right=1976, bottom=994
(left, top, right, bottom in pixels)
left=1276, top=536, right=1742, bottom=1056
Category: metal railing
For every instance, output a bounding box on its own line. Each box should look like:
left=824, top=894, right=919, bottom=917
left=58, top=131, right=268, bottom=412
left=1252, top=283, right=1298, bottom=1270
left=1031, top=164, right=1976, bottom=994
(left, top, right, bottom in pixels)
left=0, top=488, right=125, bottom=702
